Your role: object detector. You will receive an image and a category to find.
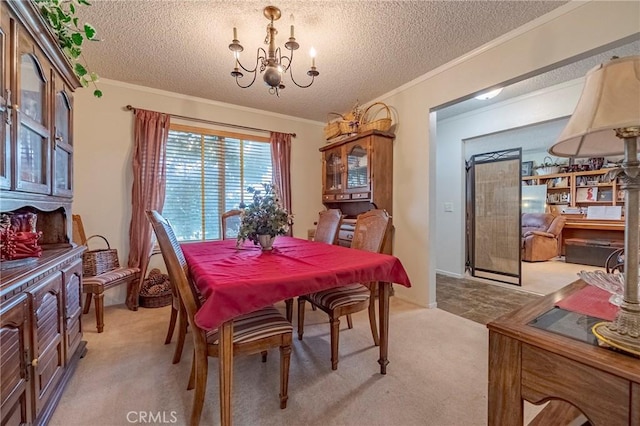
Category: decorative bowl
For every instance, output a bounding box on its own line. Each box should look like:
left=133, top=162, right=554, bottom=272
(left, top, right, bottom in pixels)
left=577, top=270, right=627, bottom=306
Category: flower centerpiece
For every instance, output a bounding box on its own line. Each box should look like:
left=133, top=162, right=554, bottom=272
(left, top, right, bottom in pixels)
left=236, top=183, right=293, bottom=250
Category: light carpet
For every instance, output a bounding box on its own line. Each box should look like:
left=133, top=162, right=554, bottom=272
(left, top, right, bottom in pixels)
left=49, top=298, right=540, bottom=425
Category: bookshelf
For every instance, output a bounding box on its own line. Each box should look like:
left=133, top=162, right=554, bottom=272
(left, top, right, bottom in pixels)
left=522, top=168, right=624, bottom=214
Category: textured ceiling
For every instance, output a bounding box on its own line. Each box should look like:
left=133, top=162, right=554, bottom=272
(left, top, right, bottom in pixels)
left=77, top=1, right=569, bottom=122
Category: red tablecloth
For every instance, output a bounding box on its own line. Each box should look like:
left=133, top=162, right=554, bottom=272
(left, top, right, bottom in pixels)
left=181, top=236, right=411, bottom=331
left=555, top=284, right=618, bottom=321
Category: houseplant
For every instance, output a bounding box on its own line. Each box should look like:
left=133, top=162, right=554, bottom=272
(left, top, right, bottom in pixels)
left=34, top=0, right=102, bottom=97
left=236, top=183, right=293, bottom=250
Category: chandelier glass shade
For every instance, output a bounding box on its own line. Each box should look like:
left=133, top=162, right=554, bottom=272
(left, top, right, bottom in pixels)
left=229, top=6, right=319, bottom=96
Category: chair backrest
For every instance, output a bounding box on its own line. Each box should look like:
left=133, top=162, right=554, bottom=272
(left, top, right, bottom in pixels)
left=351, top=209, right=391, bottom=253
left=314, top=209, right=343, bottom=244
left=146, top=211, right=203, bottom=336
left=521, top=213, right=565, bottom=237
left=72, top=214, right=88, bottom=245
left=221, top=209, right=243, bottom=240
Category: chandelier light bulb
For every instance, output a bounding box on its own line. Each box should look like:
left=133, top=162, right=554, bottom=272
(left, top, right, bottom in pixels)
left=310, top=47, right=316, bottom=68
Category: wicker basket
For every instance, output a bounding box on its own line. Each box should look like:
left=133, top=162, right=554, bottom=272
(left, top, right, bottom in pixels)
left=139, top=268, right=172, bottom=308
left=82, top=235, right=119, bottom=276
left=323, top=113, right=344, bottom=140
left=358, top=102, right=392, bottom=133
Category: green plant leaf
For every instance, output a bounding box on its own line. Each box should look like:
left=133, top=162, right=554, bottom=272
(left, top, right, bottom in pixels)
left=71, top=33, right=83, bottom=46
left=79, top=77, right=89, bottom=88
left=93, top=89, right=103, bottom=98
left=74, top=63, right=87, bottom=76
left=69, top=3, right=75, bottom=14
left=89, top=72, right=99, bottom=82
left=84, top=24, right=96, bottom=40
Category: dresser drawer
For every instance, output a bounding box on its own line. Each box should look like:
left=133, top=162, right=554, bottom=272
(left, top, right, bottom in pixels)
left=351, top=192, right=370, bottom=200
left=336, top=194, right=351, bottom=200
left=322, top=194, right=336, bottom=201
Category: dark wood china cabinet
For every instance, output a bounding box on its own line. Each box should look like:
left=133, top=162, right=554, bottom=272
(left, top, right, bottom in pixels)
left=320, top=130, right=395, bottom=251
left=1, top=2, right=85, bottom=425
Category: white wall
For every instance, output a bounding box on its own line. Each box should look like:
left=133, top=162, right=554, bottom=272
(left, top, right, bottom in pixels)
left=375, top=0, right=639, bottom=307
left=73, top=81, right=325, bottom=305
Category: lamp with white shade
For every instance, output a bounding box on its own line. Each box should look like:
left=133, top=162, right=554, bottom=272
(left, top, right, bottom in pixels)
left=549, top=55, right=640, bottom=356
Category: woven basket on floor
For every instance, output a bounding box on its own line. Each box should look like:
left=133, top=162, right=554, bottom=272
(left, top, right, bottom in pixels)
left=358, top=102, right=392, bottom=133
left=139, top=268, right=172, bottom=308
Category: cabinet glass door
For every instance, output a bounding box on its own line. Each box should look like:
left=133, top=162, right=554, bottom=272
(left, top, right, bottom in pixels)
left=0, top=13, right=10, bottom=190
left=17, top=53, right=49, bottom=193
left=53, top=90, right=72, bottom=196
left=325, top=151, right=343, bottom=191
left=346, top=144, right=368, bottom=189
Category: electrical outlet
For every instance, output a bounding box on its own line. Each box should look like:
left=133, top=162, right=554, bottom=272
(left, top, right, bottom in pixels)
left=444, top=202, right=454, bottom=212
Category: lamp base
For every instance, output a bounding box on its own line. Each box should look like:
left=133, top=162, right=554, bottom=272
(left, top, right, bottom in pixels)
left=592, top=301, right=640, bottom=357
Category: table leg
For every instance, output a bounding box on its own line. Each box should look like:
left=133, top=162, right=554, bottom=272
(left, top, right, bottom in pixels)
left=219, top=320, right=234, bottom=426
left=488, top=331, right=522, bottom=426
left=378, top=282, right=390, bottom=374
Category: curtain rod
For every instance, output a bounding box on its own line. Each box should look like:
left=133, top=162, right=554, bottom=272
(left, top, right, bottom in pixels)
left=125, top=105, right=296, bottom=138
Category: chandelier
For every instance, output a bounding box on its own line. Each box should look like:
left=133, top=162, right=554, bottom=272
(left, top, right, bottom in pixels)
left=229, top=6, right=319, bottom=96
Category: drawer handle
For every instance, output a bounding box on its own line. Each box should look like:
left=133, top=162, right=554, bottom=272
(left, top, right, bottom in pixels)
left=31, top=358, right=39, bottom=367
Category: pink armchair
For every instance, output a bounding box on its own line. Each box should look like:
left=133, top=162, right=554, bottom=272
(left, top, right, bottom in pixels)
left=521, top=213, right=566, bottom=262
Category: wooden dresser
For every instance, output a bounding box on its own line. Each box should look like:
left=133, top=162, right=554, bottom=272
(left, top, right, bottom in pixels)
left=1, top=2, right=85, bottom=425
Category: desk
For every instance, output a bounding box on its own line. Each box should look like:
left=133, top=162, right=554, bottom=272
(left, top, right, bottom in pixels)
left=561, top=218, right=625, bottom=255
left=182, top=237, right=411, bottom=426
left=487, top=280, right=640, bottom=425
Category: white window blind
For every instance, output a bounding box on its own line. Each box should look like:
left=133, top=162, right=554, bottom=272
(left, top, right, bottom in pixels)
left=163, top=126, right=272, bottom=241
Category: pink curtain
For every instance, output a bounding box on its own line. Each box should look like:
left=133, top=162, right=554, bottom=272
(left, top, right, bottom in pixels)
left=126, top=109, right=170, bottom=310
left=270, top=132, right=292, bottom=234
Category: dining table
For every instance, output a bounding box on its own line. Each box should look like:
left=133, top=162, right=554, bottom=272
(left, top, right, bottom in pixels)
left=181, top=236, right=412, bottom=426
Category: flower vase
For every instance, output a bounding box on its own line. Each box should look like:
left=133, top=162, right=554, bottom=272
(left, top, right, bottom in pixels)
left=258, top=234, right=276, bottom=251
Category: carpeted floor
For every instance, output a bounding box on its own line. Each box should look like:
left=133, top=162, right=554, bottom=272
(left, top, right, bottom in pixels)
left=49, top=295, right=543, bottom=425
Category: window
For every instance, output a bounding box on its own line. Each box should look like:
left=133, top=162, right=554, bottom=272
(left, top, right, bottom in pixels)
left=163, top=124, right=272, bottom=241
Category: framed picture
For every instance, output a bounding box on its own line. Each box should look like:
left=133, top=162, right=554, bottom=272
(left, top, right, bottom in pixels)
left=598, top=190, right=613, bottom=202
left=521, top=161, right=533, bottom=177
left=576, top=186, right=598, bottom=202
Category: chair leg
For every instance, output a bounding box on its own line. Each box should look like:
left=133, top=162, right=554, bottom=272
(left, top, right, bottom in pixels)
left=330, top=315, right=340, bottom=370
left=94, top=293, right=104, bottom=333
left=279, top=341, right=292, bottom=409
left=346, top=314, right=353, bottom=329
left=165, top=304, right=178, bottom=344
left=187, top=350, right=195, bottom=390
left=190, top=350, right=208, bottom=426
left=284, top=298, right=293, bottom=323
left=297, top=298, right=306, bottom=340
left=83, top=293, right=92, bottom=314
left=173, top=303, right=187, bottom=364
left=368, top=298, right=379, bottom=346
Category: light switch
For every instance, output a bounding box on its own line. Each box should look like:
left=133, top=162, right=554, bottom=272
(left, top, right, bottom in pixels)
left=444, top=202, right=454, bottom=212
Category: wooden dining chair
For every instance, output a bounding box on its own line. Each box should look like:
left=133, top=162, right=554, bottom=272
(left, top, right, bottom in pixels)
left=221, top=209, right=243, bottom=240
left=146, top=210, right=293, bottom=425
left=72, top=214, right=141, bottom=333
left=284, top=209, right=343, bottom=322
left=297, top=209, right=391, bottom=370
